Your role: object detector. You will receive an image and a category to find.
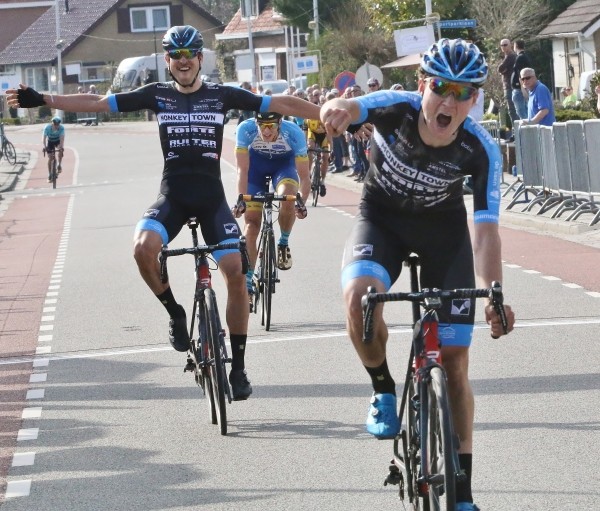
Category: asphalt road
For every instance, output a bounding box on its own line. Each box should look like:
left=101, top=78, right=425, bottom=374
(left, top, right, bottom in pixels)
left=0, top=121, right=599, bottom=510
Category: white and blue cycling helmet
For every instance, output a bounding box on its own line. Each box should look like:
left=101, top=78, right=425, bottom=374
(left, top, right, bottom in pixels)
left=421, top=38, right=488, bottom=85
left=162, top=25, right=204, bottom=52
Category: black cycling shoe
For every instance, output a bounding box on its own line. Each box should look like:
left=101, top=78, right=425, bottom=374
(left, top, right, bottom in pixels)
left=229, top=369, right=252, bottom=401
left=169, top=305, right=190, bottom=352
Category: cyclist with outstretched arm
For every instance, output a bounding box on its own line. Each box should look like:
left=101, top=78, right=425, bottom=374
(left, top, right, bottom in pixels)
left=320, top=39, right=515, bottom=511
left=7, top=25, right=319, bottom=402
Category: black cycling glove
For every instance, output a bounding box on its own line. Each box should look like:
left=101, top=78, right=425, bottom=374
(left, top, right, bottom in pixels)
left=17, top=87, right=46, bottom=108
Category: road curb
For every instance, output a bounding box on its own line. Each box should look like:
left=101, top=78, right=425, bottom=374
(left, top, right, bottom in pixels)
left=0, top=151, right=30, bottom=195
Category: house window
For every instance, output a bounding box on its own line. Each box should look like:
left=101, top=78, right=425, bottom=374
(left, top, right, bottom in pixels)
left=26, top=67, right=49, bottom=92
left=241, top=0, right=258, bottom=18
left=0, top=64, right=16, bottom=75
left=130, top=6, right=170, bottom=32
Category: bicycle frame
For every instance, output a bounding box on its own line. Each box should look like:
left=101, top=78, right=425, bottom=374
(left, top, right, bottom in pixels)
left=237, top=174, right=303, bottom=330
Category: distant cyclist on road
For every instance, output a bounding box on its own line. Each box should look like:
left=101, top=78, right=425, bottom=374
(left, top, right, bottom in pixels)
left=233, top=112, right=309, bottom=304
left=321, top=39, right=515, bottom=511
left=43, top=116, right=65, bottom=181
left=304, top=117, right=331, bottom=197
left=7, top=25, right=320, bottom=402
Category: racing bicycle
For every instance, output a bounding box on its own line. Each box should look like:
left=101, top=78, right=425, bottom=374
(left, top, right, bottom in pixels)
left=0, top=119, right=17, bottom=165
left=159, top=218, right=249, bottom=436
left=235, top=174, right=305, bottom=331
left=43, top=147, right=63, bottom=189
left=308, top=147, right=330, bottom=207
left=362, top=255, right=508, bottom=511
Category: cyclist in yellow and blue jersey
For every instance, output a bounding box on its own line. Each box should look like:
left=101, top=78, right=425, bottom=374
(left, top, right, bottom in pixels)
left=233, top=112, right=309, bottom=300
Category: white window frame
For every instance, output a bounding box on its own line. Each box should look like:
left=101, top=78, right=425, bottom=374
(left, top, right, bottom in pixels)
left=241, top=0, right=258, bottom=19
left=130, top=6, right=170, bottom=33
left=0, top=64, right=16, bottom=76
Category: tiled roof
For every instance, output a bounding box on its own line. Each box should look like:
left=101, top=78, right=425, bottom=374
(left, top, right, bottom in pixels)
left=539, top=0, right=600, bottom=38
left=0, top=0, right=223, bottom=65
left=218, top=5, right=285, bottom=39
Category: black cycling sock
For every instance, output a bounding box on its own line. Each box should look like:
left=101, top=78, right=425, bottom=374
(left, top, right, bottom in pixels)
left=456, top=453, right=473, bottom=503
left=230, top=334, right=247, bottom=370
left=365, top=359, right=396, bottom=395
left=156, top=288, right=181, bottom=317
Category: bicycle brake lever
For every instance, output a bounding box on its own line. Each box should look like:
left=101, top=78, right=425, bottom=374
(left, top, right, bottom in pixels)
left=490, top=281, right=508, bottom=338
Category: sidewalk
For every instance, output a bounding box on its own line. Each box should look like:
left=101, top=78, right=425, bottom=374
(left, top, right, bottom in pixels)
left=0, top=149, right=29, bottom=195
left=325, top=167, right=600, bottom=250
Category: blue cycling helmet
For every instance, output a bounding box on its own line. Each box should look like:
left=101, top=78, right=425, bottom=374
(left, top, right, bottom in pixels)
left=51, top=116, right=61, bottom=124
left=162, top=25, right=204, bottom=52
left=421, top=38, right=488, bottom=85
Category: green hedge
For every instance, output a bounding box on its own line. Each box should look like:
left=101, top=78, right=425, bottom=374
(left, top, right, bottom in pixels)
left=555, top=109, right=596, bottom=121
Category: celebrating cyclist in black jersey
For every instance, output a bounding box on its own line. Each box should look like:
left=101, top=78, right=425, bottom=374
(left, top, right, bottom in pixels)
left=7, top=25, right=320, bottom=401
left=321, top=39, right=515, bottom=511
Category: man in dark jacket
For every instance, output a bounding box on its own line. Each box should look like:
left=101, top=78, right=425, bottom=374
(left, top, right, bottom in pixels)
left=497, top=38, right=518, bottom=126
left=510, top=40, right=531, bottom=119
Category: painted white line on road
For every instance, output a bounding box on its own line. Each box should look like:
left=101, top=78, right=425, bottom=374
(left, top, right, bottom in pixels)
left=32, top=358, right=49, bottom=367
left=26, top=389, right=45, bottom=400
left=38, top=334, right=52, bottom=342
left=22, top=407, right=42, bottom=419
left=41, top=315, right=55, bottom=322
left=5, top=480, right=31, bottom=498
left=504, top=264, right=521, bottom=268
left=12, top=452, right=35, bottom=467
left=44, top=298, right=57, bottom=304
left=39, top=325, right=53, bottom=331
left=43, top=307, right=56, bottom=313
left=542, top=276, right=561, bottom=281
left=29, top=373, right=47, bottom=383
left=586, top=291, right=600, bottom=298
left=35, top=346, right=51, bottom=355
left=46, top=291, right=58, bottom=297
left=17, top=428, right=39, bottom=441
left=523, top=269, right=541, bottom=274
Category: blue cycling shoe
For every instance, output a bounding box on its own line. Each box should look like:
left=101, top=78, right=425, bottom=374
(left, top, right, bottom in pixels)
left=365, top=393, right=400, bottom=439
left=457, top=503, right=480, bottom=511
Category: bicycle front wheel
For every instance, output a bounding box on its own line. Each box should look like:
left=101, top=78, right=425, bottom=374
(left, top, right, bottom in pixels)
left=424, top=366, right=457, bottom=511
left=310, top=163, right=320, bottom=207
left=4, top=140, right=17, bottom=165
left=51, top=160, right=57, bottom=189
left=204, top=288, right=227, bottom=435
left=261, top=230, right=275, bottom=331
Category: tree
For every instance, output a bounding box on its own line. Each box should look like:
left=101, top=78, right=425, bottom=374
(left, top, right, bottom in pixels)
left=273, top=0, right=355, bottom=31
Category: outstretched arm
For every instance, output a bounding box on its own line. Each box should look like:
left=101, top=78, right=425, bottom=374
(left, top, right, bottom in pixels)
left=320, top=98, right=361, bottom=137
left=269, top=95, right=320, bottom=121
left=6, top=84, right=111, bottom=113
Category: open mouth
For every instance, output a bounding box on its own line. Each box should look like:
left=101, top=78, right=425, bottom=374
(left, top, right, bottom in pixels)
left=436, top=113, right=452, bottom=128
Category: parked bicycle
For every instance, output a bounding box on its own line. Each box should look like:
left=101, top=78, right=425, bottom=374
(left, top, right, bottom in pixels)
left=308, top=147, right=330, bottom=207
left=43, top=147, right=63, bottom=189
left=362, top=255, right=508, bottom=511
left=235, top=174, right=305, bottom=331
left=0, top=119, right=17, bottom=165
left=159, top=218, right=249, bottom=436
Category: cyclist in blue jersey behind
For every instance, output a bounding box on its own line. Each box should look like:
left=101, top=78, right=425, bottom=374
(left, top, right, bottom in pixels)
left=321, top=39, right=515, bottom=511
left=233, top=112, right=309, bottom=304
left=7, top=25, right=319, bottom=401
left=43, top=116, right=65, bottom=181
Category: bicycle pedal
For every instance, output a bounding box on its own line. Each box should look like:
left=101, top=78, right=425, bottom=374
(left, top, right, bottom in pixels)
left=183, top=358, right=195, bottom=372
left=384, top=464, right=402, bottom=486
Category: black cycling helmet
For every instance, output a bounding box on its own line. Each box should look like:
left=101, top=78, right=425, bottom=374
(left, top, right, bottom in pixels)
left=421, top=38, right=488, bottom=85
left=255, top=112, right=282, bottom=122
left=162, top=25, right=204, bottom=52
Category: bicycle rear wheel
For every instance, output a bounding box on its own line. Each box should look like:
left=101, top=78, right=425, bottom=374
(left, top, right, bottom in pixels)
left=3, top=140, right=17, bottom=165
left=204, top=288, right=227, bottom=435
left=424, top=367, right=457, bottom=511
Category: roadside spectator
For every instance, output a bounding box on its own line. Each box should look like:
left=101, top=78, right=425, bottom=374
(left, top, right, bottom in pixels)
left=520, top=68, right=555, bottom=126
left=88, top=84, right=97, bottom=94
left=77, top=86, right=84, bottom=93
left=560, top=86, right=578, bottom=108
left=390, top=83, right=404, bottom=91
left=367, top=77, right=381, bottom=92
left=497, top=38, right=518, bottom=126
left=510, top=40, right=531, bottom=119
left=264, top=88, right=272, bottom=96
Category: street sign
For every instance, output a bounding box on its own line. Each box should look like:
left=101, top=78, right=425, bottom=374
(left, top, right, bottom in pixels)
left=334, top=71, right=355, bottom=93
left=438, top=19, right=477, bottom=29
left=293, top=55, right=319, bottom=75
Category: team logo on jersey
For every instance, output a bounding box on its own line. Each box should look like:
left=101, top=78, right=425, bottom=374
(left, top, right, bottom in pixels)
left=143, top=209, right=159, bottom=218
left=439, top=326, right=456, bottom=341
left=353, top=244, right=373, bottom=257
left=224, top=223, right=239, bottom=235
left=202, top=152, right=219, bottom=159
left=451, top=299, right=471, bottom=316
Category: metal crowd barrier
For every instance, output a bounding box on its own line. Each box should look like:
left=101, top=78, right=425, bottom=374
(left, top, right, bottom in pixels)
left=505, top=119, right=600, bottom=226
